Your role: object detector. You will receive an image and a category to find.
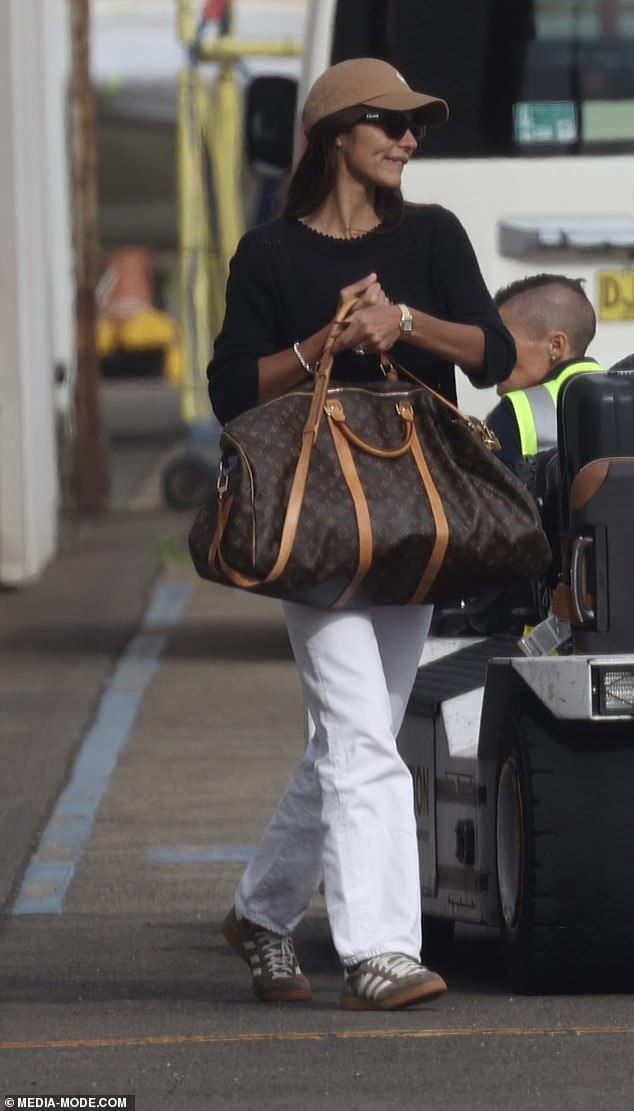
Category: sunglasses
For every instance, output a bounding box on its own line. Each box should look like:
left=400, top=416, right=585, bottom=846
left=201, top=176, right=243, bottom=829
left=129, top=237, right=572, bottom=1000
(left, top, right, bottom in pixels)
left=356, top=109, right=427, bottom=145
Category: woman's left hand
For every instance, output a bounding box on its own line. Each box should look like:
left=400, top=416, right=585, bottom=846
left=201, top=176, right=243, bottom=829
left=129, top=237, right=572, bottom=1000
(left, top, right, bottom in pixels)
left=333, top=302, right=403, bottom=355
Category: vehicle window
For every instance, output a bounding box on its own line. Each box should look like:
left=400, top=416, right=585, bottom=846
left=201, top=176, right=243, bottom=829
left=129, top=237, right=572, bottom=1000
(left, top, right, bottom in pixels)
left=331, top=0, right=634, bottom=157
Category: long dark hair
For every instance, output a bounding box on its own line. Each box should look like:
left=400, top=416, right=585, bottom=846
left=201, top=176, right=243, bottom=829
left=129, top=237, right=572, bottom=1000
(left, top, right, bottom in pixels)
left=282, top=106, right=404, bottom=223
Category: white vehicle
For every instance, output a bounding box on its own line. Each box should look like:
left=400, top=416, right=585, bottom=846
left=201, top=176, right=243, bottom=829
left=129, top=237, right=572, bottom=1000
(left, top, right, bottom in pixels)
left=245, top=0, right=634, bottom=990
left=247, top=0, right=634, bottom=419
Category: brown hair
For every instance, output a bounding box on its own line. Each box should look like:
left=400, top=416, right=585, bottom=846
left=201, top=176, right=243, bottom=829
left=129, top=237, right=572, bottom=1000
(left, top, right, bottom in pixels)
left=282, top=107, right=404, bottom=224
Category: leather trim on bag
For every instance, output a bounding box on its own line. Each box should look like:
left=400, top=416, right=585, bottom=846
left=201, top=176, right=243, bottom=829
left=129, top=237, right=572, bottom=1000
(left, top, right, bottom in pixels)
left=407, top=424, right=450, bottom=603
left=324, top=399, right=415, bottom=458
left=207, top=298, right=358, bottom=591
left=326, top=416, right=374, bottom=608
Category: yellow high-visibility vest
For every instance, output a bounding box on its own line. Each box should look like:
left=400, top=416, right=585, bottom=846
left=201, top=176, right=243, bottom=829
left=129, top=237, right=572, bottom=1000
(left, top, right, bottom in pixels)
left=505, top=360, right=603, bottom=457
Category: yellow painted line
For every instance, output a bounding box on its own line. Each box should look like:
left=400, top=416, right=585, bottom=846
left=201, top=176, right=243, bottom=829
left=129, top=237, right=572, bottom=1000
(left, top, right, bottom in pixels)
left=1, top=1026, right=633, bottom=1052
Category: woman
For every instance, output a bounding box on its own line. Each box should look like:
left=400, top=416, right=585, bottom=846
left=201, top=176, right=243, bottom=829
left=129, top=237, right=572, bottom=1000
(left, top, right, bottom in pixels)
left=208, top=57, right=515, bottom=1011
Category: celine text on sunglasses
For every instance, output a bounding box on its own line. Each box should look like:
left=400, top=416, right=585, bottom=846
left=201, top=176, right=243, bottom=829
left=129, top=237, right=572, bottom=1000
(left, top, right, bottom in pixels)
left=356, top=109, right=427, bottom=145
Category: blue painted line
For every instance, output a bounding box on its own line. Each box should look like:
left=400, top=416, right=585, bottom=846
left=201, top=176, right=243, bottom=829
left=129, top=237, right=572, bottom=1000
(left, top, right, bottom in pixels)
left=144, top=581, right=193, bottom=629
left=147, top=844, right=255, bottom=864
left=13, top=580, right=193, bottom=915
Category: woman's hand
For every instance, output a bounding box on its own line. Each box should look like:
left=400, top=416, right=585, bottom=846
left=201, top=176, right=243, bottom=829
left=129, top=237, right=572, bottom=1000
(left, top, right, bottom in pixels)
left=335, top=280, right=486, bottom=370
left=334, top=273, right=401, bottom=355
left=337, top=272, right=386, bottom=313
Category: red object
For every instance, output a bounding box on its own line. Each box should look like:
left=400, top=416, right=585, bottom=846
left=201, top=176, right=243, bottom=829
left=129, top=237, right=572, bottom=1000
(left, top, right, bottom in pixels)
left=202, top=0, right=229, bottom=21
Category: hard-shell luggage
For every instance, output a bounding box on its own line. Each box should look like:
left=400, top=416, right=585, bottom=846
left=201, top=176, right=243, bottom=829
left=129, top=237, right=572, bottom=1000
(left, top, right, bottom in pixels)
left=566, top=457, right=634, bottom=653
left=558, top=370, right=634, bottom=515
left=558, top=369, right=634, bottom=653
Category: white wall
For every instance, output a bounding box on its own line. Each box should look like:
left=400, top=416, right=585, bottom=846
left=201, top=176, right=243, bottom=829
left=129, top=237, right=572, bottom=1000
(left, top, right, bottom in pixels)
left=43, top=0, right=76, bottom=427
left=0, top=0, right=72, bottom=584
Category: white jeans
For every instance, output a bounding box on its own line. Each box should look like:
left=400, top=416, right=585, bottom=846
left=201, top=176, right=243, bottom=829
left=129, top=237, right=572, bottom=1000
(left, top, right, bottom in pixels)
left=234, top=602, right=433, bottom=966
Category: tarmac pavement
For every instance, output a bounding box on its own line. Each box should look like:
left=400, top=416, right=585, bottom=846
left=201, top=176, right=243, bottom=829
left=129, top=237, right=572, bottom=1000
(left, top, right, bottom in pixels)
left=1, top=384, right=633, bottom=1110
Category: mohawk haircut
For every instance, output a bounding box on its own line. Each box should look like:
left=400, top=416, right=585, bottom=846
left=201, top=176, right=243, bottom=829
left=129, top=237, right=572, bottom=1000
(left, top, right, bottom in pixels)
left=494, top=273, right=596, bottom=357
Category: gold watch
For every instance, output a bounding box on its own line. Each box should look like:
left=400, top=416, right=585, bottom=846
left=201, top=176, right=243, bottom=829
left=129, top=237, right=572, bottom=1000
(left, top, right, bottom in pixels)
left=398, top=303, right=413, bottom=335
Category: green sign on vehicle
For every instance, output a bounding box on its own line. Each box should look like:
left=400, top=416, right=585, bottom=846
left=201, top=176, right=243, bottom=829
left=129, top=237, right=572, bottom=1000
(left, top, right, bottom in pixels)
left=513, top=101, right=578, bottom=145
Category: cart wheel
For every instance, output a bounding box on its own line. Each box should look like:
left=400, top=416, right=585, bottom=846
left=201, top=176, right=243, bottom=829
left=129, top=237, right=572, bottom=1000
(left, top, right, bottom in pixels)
left=496, top=694, right=634, bottom=991
left=161, top=454, right=215, bottom=510
left=422, top=916, right=455, bottom=966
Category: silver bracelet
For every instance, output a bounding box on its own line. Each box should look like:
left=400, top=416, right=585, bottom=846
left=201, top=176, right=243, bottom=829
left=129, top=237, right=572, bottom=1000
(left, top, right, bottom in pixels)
left=292, top=341, right=317, bottom=377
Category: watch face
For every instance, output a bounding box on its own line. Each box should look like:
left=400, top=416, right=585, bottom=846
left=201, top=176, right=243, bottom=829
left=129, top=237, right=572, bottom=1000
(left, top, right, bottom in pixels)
left=399, top=305, right=413, bottom=333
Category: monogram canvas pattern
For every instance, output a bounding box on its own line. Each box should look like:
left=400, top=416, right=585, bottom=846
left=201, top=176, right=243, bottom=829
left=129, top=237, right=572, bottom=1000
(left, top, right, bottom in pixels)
left=189, top=379, right=551, bottom=608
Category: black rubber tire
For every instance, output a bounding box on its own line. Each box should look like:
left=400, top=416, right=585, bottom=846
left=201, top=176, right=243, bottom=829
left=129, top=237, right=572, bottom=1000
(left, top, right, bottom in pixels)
left=160, top=455, right=215, bottom=510
left=496, top=693, right=634, bottom=992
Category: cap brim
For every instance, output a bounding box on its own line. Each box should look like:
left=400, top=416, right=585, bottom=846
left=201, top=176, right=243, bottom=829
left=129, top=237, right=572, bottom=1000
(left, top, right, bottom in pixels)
left=362, top=91, right=449, bottom=126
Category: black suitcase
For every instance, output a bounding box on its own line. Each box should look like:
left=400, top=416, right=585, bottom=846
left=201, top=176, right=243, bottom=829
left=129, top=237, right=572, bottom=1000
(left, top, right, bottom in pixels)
left=559, top=370, right=634, bottom=516
left=566, top=458, right=634, bottom=653
left=558, top=371, right=634, bottom=653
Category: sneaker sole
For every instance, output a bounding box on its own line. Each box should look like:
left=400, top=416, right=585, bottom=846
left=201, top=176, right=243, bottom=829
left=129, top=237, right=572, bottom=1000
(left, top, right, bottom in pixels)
left=340, top=975, right=447, bottom=1011
left=222, top=909, right=248, bottom=964
left=222, top=909, right=312, bottom=1004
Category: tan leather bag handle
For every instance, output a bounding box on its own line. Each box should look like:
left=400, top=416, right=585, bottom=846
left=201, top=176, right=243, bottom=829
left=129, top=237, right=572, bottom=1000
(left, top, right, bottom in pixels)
left=380, top=354, right=501, bottom=450
left=209, top=299, right=471, bottom=601
left=210, top=299, right=356, bottom=589
left=325, top=397, right=416, bottom=458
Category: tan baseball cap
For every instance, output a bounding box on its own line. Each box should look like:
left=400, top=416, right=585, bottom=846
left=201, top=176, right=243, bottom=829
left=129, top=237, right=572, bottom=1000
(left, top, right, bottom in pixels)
left=302, top=58, right=449, bottom=133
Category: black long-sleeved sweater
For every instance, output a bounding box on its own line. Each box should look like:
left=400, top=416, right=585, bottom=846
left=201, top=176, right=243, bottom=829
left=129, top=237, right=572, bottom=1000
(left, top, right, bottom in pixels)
left=208, top=204, right=515, bottom=424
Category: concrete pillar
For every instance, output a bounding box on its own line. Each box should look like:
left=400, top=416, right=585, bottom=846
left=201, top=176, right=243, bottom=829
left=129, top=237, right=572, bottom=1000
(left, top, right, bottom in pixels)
left=0, top=0, right=72, bottom=583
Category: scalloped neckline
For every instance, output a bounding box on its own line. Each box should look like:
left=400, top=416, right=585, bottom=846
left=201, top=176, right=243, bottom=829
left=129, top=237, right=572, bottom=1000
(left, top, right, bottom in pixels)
left=297, top=218, right=384, bottom=242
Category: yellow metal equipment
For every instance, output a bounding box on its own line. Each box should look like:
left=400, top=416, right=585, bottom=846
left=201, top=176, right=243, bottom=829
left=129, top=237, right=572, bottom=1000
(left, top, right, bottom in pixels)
left=96, top=247, right=183, bottom=383
left=176, top=0, right=302, bottom=425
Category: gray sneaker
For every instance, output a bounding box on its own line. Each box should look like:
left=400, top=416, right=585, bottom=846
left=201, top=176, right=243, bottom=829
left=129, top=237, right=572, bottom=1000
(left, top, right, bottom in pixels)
left=222, top=906, right=312, bottom=1003
left=341, top=952, right=447, bottom=1011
